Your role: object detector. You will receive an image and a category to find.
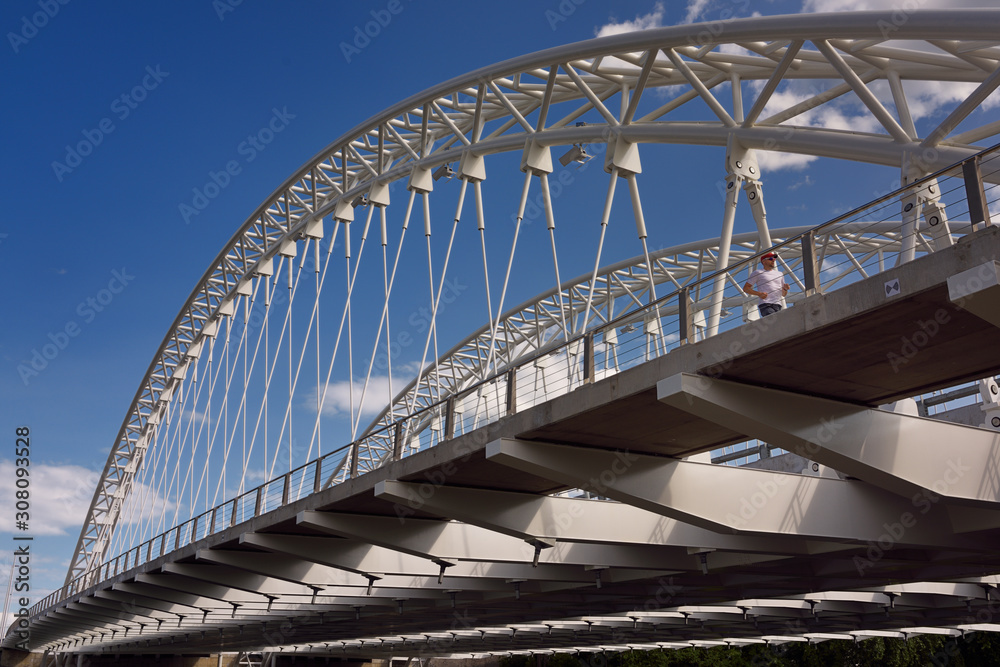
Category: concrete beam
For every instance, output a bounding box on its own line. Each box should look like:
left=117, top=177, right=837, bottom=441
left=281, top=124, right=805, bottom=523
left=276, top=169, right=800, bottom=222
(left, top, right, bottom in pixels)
left=239, top=533, right=438, bottom=578
left=133, top=573, right=268, bottom=605
left=195, top=547, right=363, bottom=588
left=110, top=581, right=229, bottom=610
left=92, top=589, right=201, bottom=617
left=162, top=562, right=314, bottom=597
left=949, top=260, right=1000, bottom=327
left=297, top=510, right=537, bottom=563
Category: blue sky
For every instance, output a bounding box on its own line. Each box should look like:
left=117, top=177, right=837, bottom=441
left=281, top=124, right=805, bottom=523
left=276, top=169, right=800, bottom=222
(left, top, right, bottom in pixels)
left=2, top=0, right=999, bottom=618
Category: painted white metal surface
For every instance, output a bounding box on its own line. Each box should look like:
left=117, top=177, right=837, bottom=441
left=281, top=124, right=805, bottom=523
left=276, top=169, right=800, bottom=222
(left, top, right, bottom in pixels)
left=20, top=9, right=1000, bottom=660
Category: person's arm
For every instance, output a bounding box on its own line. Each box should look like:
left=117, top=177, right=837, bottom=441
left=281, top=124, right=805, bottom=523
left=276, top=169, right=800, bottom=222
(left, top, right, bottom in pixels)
left=742, top=281, right=763, bottom=299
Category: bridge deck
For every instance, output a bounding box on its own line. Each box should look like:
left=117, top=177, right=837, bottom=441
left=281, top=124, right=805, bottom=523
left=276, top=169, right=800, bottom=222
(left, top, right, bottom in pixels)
left=17, top=226, right=1000, bottom=657
left=385, top=224, right=1000, bottom=492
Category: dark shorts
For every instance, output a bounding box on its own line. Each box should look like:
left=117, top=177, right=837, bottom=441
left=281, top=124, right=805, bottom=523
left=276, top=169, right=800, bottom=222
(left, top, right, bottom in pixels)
left=758, top=303, right=783, bottom=317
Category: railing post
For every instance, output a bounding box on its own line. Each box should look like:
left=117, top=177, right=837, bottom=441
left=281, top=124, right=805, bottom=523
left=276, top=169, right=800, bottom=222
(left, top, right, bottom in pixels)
left=210, top=507, right=218, bottom=534
left=281, top=472, right=291, bottom=505
left=678, top=287, right=693, bottom=345
left=350, top=440, right=359, bottom=478
left=174, top=524, right=182, bottom=550
left=393, top=421, right=404, bottom=461
left=254, top=486, right=263, bottom=517
left=314, top=459, right=323, bottom=493
left=190, top=516, right=199, bottom=544
left=582, top=333, right=595, bottom=383
left=506, top=369, right=517, bottom=415
left=801, top=229, right=819, bottom=296
left=963, top=156, right=993, bottom=230
left=231, top=496, right=240, bottom=527
left=443, top=396, right=456, bottom=440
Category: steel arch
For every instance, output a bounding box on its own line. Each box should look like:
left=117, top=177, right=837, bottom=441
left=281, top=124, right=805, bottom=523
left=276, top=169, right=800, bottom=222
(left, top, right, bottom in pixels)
left=66, top=9, right=1000, bottom=587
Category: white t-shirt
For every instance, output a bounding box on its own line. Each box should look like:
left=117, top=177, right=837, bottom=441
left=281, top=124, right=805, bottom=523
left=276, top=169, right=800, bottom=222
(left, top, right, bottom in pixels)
left=747, top=268, right=785, bottom=304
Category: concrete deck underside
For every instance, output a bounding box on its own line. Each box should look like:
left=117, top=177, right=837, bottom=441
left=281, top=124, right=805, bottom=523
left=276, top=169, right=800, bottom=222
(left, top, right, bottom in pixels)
left=20, top=226, right=1000, bottom=658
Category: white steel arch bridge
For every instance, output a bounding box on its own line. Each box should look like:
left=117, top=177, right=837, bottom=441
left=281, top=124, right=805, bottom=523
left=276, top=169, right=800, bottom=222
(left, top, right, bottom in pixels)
left=8, top=9, right=1000, bottom=662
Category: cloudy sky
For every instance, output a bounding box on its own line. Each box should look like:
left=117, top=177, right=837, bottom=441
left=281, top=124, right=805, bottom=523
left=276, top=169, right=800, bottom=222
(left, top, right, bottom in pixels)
left=2, top=0, right=999, bottom=624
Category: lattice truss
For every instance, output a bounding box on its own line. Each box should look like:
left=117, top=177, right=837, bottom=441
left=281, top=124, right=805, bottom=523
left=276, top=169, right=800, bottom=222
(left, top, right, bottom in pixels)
left=66, top=11, right=1000, bottom=587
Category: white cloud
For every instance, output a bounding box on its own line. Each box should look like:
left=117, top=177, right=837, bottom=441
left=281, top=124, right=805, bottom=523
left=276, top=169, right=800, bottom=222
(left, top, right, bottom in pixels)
left=0, top=460, right=98, bottom=536
left=684, top=0, right=713, bottom=24
left=756, top=151, right=819, bottom=171
left=884, top=79, right=1000, bottom=120
left=116, top=479, right=176, bottom=530
left=594, top=2, right=666, bottom=38
left=788, top=174, right=815, bottom=190
left=311, top=372, right=413, bottom=419
left=0, top=457, right=176, bottom=546
left=183, top=407, right=213, bottom=425
left=750, top=54, right=1000, bottom=154
left=592, top=0, right=1000, bottom=152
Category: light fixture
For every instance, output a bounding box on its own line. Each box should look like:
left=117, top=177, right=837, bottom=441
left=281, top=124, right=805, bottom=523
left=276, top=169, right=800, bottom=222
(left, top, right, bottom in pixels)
left=433, top=164, right=455, bottom=181
left=621, top=324, right=636, bottom=333
left=559, top=144, right=592, bottom=167
left=351, top=193, right=368, bottom=207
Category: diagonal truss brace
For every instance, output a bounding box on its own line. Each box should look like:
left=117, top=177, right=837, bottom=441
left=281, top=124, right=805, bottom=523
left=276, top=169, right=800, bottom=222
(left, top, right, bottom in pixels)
left=373, top=480, right=791, bottom=571
left=658, top=372, right=1000, bottom=507
left=483, top=438, right=993, bottom=548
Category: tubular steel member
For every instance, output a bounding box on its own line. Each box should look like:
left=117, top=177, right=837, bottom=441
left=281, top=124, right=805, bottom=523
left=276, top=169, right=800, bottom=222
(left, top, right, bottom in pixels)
left=55, top=12, right=1000, bottom=633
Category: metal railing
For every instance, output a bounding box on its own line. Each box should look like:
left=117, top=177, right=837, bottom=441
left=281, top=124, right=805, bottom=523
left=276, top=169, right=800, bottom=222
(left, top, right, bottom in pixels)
left=29, top=143, right=1000, bottom=618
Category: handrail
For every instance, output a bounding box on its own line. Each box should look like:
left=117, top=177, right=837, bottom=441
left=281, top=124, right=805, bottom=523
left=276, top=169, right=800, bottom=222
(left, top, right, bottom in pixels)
left=26, top=140, right=1000, bottom=620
